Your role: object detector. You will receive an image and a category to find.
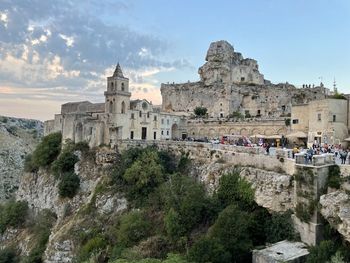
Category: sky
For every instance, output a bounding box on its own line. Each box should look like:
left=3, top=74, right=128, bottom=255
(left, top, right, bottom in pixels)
left=0, top=0, right=349, bottom=121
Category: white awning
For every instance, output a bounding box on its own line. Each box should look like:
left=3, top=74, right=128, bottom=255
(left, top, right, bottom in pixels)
left=286, top=131, right=308, bottom=138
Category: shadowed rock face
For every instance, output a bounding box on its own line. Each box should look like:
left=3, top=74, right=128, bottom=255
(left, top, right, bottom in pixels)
left=0, top=116, right=43, bottom=201
left=320, top=190, right=350, bottom=242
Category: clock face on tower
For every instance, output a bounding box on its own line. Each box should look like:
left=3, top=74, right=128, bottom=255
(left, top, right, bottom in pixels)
left=142, top=102, right=148, bottom=110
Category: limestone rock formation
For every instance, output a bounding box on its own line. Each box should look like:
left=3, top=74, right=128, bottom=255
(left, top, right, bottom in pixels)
left=320, top=191, right=350, bottom=242
left=0, top=116, right=43, bottom=201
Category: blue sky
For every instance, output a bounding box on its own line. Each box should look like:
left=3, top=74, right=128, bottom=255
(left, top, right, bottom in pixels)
left=0, top=0, right=349, bottom=120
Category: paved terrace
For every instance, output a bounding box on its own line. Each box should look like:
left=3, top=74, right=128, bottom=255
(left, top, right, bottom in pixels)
left=118, top=140, right=349, bottom=175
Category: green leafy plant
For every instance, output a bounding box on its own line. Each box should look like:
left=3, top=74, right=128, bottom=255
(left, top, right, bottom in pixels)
left=58, top=172, right=80, bottom=198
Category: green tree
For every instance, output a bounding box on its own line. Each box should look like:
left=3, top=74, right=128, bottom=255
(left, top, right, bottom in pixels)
left=306, top=240, right=336, bottom=263
left=0, top=247, right=18, bottom=263
left=29, top=132, right=62, bottom=170
left=161, top=174, right=208, bottom=240
left=116, top=211, right=152, bottom=248
left=51, top=150, right=79, bottom=177
left=123, top=150, right=165, bottom=204
left=209, top=205, right=253, bottom=262
left=58, top=172, right=80, bottom=198
left=0, top=200, right=28, bottom=233
left=194, top=107, right=207, bottom=117
left=188, top=237, right=231, bottom=263
left=265, top=211, right=295, bottom=243
left=216, top=171, right=255, bottom=210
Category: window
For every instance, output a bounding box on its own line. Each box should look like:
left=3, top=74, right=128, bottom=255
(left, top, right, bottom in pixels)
left=257, top=110, right=261, bottom=116
left=161, top=119, right=164, bottom=124
left=220, top=113, right=223, bottom=118
left=154, top=116, right=157, bottom=121
left=241, top=77, right=245, bottom=82
left=333, top=115, right=336, bottom=122
left=317, top=113, right=321, bottom=121
left=147, top=112, right=150, bottom=118
left=166, top=130, right=169, bottom=135
left=281, top=105, right=286, bottom=111
left=161, top=130, right=164, bottom=135
left=167, top=119, right=170, bottom=125
left=153, top=132, right=157, bottom=140
left=131, top=113, right=135, bottom=119
left=121, top=101, right=125, bottom=114
left=109, top=101, right=114, bottom=113
left=292, top=119, right=299, bottom=124
left=139, top=111, right=142, bottom=117
left=142, top=102, right=148, bottom=110
left=111, top=82, right=114, bottom=90
left=121, top=82, right=125, bottom=91
left=130, top=131, right=134, bottom=140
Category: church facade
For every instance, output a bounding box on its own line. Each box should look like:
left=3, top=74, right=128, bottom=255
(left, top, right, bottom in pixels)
left=44, top=64, right=187, bottom=147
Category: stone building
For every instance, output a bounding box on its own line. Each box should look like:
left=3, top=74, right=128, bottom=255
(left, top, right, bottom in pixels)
left=44, top=64, right=187, bottom=147
left=161, top=40, right=329, bottom=119
left=291, top=98, right=350, bottom=146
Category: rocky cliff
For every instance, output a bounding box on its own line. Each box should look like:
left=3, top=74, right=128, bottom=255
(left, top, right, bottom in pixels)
left=0, top=116, right=43, bottom=201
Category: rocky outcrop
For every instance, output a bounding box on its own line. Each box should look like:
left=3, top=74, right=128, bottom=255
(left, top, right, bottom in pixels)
left=0, top=116, right=43, bottom=201
left=320, top=191, right=350, bottom=242
left=193, top=161, right=294, bottom=212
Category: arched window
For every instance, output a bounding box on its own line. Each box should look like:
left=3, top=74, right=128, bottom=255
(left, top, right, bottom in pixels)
left=121, top=82, right=125, bottom=91
left=109, top=101, right=114, bottom=113
left=121, top=101, right=126, bottom=114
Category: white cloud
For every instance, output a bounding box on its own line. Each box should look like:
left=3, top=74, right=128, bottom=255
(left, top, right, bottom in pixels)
left=0, top=11, right=8, bottom=28
left=59, top=34, right=74, bottom=47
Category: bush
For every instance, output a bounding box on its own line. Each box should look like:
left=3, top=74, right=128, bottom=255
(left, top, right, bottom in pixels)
left=209, top=205, right=253, bottom=262
left=306, top=240, right=336, bottom=263
left=51, top=150, right=79, bottom=177
left=58, top=172, right=80, bottom=198
left=123, top=150, right=165, bottom=205
left=116, top=211, right=151, bottom=248
left=162, top=174, right=208, bottom=240
left=0, top=200, right=28, bottom=233
left=216, top=171, right=255, bottom=210
left=327, top=165, right=341, bottom=189
left=188, top=237, right=231, bottom=263
left=0, top=247, right=18, bottom=263
left=229, top=111, right=244, bottom=119
left=28, top=132, right=62, bottom=170
left=79, top=236, right=107, bottom=262
left=265, top=211, right=295, bottom=243
left=194, top=107, right=207, bottom=117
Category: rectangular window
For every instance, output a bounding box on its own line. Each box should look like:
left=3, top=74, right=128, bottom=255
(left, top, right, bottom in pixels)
left=166, top=130, right=169, bottom=135
left=154, top=116, right=157, bottom=121
left=292, top=119, right=299, bottom=124
left=257, top=110, right=261, bottom=115
left=161, top=119, right=164, bottom=124
left=147, top=112, right=150, bottom=118
left=333, top=115, right=336, bottom=122
left=130, top=131, right=134, bottom=140
left=161, top=130, right=164, bottom=135
left=131, top=113, right=135, bottom=119
left=281, top=105, right=286, bottom=111
left=153, top=132, right=156, bottom=140
left=139, top=111, right=142, bottom=117
left=167, top=119, right=170, bottom=125
left=317, top=113, right=321, bottom=121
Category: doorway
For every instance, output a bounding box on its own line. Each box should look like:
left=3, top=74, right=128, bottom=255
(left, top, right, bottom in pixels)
left=142, top=127, right=147, bottom=140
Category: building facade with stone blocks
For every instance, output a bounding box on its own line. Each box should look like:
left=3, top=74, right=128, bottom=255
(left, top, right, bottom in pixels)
left=44, top=64, right=187, bottom=147
left=291, top=98, right=350, bottom=146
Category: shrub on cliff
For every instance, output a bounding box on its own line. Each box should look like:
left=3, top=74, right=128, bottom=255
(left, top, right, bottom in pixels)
left=194, top=107, right=207, bottom=117
left=58, top=172, right=80, bottom=198
left=0, top=200, right=28, bottom=233
left=24, top=132, right=62, bottom=171
left=0, top=247, right=18, bottom=263
left=216, top=171, right=255, bottom=210
left=51, top=150, right=79, bottom=177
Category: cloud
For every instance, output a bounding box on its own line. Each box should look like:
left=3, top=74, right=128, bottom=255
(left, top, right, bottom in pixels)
left=0, top=0, right=193, bottom=119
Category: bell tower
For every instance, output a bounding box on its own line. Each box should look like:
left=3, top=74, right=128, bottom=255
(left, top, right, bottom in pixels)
left=104, top=63, right=131, bottom=115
